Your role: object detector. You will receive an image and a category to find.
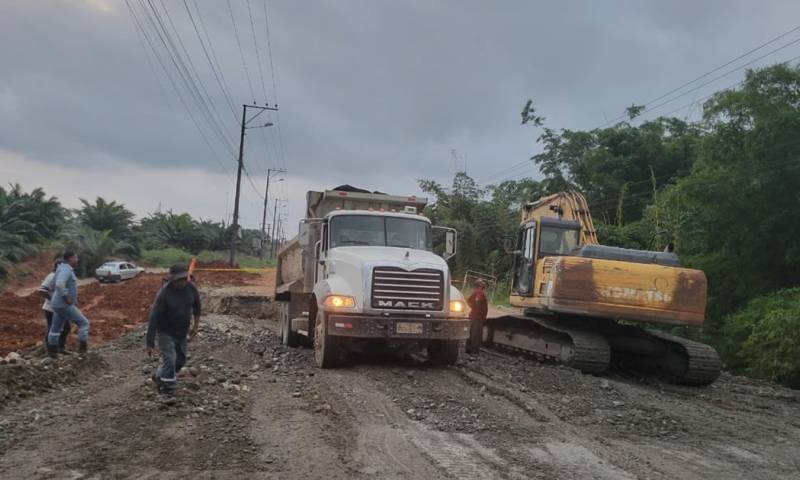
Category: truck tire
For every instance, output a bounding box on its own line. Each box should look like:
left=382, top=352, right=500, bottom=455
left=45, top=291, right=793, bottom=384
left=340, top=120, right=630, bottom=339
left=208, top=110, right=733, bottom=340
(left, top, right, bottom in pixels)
left=428, top=340, right=460, bottom=365
left=314, top=311, right=340, bottom=368
left=279, top=303, right=301, bottom=348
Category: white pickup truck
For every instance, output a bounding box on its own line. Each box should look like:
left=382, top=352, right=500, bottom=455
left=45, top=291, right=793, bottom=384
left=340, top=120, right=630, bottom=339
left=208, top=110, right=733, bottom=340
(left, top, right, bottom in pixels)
left=275, top=187, right=470, bottom=368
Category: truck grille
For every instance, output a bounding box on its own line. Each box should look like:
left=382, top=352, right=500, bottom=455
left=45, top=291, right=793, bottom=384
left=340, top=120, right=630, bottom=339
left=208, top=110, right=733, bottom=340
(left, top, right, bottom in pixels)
left=371, top=267, right=444, bottom=310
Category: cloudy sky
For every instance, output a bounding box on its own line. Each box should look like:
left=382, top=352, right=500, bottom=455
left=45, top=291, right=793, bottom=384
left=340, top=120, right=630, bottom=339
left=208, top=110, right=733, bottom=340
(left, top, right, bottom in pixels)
left=2, top=0, right=800, bottom=234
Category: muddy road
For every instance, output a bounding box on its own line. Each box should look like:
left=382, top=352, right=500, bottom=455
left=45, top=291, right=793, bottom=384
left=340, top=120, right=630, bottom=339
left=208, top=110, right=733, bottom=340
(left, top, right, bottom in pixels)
left=2, top=286, right=800, bottom=479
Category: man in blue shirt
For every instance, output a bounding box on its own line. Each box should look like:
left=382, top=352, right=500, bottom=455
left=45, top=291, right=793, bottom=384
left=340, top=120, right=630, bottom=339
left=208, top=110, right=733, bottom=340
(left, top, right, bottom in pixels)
left=48, top=251, right=91, bottom=358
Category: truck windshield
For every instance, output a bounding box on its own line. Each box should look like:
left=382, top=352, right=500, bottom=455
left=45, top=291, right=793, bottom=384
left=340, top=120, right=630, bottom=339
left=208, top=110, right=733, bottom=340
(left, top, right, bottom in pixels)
left=329, top=215, right=432, bottom=251
left=539, top=226, right=580, bottom=256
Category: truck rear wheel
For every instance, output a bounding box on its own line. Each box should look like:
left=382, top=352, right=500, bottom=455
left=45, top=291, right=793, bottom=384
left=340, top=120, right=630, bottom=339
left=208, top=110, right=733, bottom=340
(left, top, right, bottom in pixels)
left=279, top=303, right=301, bottom=347
left=428, top=340, right=460, bottom=365
left=314, top=311, right=340, bottom=368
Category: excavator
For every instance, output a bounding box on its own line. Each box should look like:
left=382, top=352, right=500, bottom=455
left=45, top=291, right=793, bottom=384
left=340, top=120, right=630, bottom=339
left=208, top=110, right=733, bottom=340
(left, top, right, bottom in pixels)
left=485, top=192, right=721, bottom=385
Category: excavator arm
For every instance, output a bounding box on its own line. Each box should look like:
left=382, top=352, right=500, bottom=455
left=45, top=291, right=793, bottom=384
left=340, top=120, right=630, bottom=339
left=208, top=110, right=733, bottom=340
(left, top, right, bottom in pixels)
left=521, top=191, right=599, bottom=246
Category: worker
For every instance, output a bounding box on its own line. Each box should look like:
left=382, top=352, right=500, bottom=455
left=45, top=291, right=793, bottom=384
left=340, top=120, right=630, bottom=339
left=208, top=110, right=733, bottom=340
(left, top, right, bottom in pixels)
left=146, top=263, right=201, bottom=404
left=37, top=260, right=71, bottom=354
left=466, top=279, right=489, bottom=354
left=48, top=251, right=90, bottom=358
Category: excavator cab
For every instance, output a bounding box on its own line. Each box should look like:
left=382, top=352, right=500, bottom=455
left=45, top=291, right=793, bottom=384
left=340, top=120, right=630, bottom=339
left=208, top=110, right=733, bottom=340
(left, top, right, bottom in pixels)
left=511, top=217, right=581, bottom=297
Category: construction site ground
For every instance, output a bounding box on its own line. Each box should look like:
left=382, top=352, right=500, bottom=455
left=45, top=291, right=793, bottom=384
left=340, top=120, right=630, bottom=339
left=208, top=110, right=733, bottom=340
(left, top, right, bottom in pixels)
left=1, top=268, right=799, bottom=479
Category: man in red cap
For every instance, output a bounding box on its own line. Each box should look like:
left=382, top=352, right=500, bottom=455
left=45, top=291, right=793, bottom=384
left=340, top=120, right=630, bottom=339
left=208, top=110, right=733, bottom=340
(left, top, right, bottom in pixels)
left=466, top=279, right=489, bottom=354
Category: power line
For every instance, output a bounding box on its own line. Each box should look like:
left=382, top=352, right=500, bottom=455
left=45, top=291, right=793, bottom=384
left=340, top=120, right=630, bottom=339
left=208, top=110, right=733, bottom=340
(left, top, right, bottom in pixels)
left=600, top=24, right=800, bottom=127
left=140, top=0, right=237, bottom=158
left=227, top=0, right=257, bottom=103
left=152, top=0, right=237, bottom=156
left=262, top=0, right=286, bottom=170
left=247, top=0, right=270, bottom=102
left=183, top=0, right=238, bottom=122
left=631, top=37, right=800, bottom=121
left=124, top=0, right=234, bottom=179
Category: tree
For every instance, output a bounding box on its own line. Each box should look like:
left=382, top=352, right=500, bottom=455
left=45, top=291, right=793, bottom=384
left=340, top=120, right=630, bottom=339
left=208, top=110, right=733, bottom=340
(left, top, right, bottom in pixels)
left=59, top=224, right=134, bottom=277
left=78, top=197, right=134, bottom=240
left=0, top=184, right=65, bottom=276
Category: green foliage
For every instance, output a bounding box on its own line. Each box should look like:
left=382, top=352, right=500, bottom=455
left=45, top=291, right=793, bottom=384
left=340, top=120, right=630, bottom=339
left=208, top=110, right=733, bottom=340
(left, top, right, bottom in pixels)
left=137, top=211, right=229, bottom=253
left=59, top=223, right=135, bottom=277
left=140, top=247, right=273, bottom=269
left=78, top=197, right=134, bottom=240
left=0, top=184, right=65, bottom=276
left=721, top=288, right=800, bottom=388
left=419, top=173, right=540, bottom=277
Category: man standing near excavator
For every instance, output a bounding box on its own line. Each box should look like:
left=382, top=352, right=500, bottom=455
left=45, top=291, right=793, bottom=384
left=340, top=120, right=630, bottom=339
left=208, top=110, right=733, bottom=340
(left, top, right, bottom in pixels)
left=466, top=279, right=488, bottom=354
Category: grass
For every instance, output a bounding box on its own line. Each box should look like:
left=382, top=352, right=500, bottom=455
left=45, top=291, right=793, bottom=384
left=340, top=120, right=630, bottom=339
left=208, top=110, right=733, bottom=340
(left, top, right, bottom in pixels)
left=140, top=248, right=275, bottom=269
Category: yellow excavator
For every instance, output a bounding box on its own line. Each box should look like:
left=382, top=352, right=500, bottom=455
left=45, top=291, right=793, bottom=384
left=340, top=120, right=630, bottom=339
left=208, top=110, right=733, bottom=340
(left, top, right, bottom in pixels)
left=485, top=191, right=721, bottom=385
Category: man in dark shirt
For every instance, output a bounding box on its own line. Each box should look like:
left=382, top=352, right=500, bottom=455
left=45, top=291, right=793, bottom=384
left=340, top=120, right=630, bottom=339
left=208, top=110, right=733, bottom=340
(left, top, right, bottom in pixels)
left=146, top=264, right=201, bottom=402
left=466, top=279, right=489, bottom=354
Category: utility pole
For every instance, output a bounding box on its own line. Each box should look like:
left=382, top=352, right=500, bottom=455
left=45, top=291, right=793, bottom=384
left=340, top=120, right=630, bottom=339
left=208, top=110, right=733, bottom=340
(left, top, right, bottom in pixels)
left=260, top=168, right=286, bottom=259
left=275, top=216, right=283, bottom=255
left=228, top=103, right=278, bottom=266
left=269, top=198, right=280, bottom=259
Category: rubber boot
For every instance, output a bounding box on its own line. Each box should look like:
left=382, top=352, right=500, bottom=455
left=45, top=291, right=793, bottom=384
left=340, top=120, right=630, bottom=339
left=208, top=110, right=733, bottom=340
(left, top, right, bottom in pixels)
left=79, top=341, right=87, bottom=355
left=46, top=344, right=59, bottom=359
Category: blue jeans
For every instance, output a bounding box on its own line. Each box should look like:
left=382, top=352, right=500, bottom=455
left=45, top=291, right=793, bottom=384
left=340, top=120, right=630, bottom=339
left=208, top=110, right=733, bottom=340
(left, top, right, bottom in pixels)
left=49, top=305, right=89, bottom=346
left=157, top=333, right=188, bottom=396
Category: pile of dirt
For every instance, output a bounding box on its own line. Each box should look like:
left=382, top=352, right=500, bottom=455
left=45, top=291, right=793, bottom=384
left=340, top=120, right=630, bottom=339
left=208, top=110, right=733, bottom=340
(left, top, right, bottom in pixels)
left=0, top=274, right=163, bottom=356
left=0, top=292, right=48, bottom=354
left=0, top=352, right=108, bottom=404
left=1, top=251, right=58, bottom=292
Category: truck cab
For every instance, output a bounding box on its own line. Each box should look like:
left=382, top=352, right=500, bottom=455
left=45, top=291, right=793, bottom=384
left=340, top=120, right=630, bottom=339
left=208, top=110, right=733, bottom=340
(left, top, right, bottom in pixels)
left=276, top=187, right=470, bottom=368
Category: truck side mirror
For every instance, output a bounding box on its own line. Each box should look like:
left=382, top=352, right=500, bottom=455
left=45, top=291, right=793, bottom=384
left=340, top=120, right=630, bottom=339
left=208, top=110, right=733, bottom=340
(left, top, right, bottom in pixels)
left=445, top=230, right=456, bottom=258
left=298, top=222, right=310, bottom=247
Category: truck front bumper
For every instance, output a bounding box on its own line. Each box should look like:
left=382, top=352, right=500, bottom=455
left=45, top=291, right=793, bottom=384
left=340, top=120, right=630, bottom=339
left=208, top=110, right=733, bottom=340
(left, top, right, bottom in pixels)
left=326, top=314, right=470, bottom=340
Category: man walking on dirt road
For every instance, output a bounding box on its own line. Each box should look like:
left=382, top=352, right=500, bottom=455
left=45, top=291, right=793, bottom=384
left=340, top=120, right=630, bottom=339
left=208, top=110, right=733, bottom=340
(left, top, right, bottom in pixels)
left=466, top=279, right=489, bottom=354
left=47, top=251, right=90, bottom=358
left=146, top=263, right=201, bottom=403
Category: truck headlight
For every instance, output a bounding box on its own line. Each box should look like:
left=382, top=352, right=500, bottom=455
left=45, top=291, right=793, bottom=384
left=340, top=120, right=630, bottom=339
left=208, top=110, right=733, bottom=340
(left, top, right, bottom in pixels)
left=449, top=300, right=467, bottom=314
left=323, top=295, right=355, bottom=308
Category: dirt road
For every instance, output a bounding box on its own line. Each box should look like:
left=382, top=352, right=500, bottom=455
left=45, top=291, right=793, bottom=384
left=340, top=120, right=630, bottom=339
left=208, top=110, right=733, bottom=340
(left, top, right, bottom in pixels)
left=2, top=283, right=800, bottom=479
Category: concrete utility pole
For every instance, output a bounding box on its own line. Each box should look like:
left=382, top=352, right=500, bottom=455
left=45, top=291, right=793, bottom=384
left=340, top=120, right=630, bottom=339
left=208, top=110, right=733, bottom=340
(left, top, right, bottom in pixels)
left=268, top=198, right=280, bottom=259
left=259, top=168, right=285, bottom=259
left=229, top=103, right=278, bottom=266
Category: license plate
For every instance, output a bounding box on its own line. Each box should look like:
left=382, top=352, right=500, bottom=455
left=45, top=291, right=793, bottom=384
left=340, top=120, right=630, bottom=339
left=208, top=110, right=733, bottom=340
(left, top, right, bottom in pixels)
left=396, top=322, right=423, bottom=334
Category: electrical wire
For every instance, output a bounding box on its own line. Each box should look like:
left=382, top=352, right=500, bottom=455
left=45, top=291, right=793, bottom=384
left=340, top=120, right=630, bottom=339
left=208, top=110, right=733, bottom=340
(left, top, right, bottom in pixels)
left=227, top=0, right=257, bottom=103
left=182, top=0, right=238, bottom=122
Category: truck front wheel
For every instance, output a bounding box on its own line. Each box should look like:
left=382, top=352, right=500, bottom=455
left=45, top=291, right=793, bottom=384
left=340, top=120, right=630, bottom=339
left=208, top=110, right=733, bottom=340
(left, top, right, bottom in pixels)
left=314, top=311, right=340, bottom=368
left=428, top=340, right=460, bottom=365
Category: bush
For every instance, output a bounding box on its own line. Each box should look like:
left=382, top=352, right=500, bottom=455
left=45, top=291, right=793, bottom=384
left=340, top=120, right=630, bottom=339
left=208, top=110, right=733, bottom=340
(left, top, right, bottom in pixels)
left=721, top=288, right=800, bottom=388
left=140, top=248, right=274, bottom=269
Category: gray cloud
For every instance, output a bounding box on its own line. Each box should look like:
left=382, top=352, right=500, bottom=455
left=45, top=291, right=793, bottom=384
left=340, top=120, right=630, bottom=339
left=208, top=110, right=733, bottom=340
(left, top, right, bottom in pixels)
left=2, top=0, right=800, bottom=230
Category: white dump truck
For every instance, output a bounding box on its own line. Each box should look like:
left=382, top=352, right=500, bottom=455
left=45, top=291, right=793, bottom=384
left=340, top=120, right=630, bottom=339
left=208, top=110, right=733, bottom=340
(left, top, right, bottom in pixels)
left=275, top=186, right=470, bottom=368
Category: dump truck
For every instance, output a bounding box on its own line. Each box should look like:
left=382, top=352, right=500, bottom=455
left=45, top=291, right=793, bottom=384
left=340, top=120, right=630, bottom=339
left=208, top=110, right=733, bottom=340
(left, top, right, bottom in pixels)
left=275, top=186, right=470, bottom=368
left=486, top=191, right=721, bottom=385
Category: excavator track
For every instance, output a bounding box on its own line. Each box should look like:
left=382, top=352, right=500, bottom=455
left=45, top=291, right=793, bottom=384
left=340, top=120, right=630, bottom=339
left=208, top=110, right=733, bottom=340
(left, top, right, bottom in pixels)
left=485, top=314, right=721, bottom=386
left=484, top=315, right=610, bottom=374
left=640, top=329, right=722, bottom=386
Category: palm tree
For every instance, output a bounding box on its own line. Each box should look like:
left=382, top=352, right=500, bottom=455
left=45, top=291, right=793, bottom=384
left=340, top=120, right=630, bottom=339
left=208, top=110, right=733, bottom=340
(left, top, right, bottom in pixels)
left=60, top=224, right=134, bottom=277
left=0, top=184, right=65, bottom=276
left=78, top=197, right=134, bottom=240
